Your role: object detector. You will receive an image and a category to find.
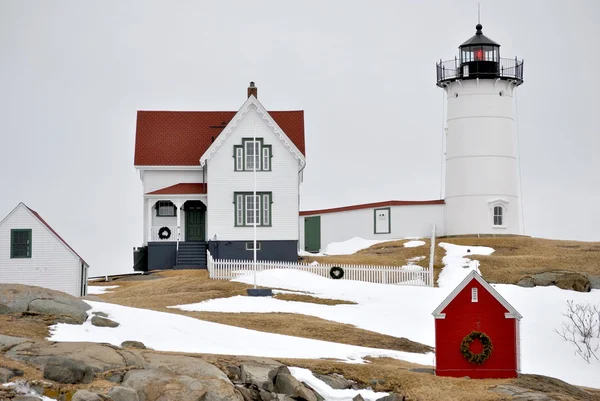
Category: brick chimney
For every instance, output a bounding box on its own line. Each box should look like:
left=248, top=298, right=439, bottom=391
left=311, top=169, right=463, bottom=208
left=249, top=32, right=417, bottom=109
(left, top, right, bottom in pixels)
left=247, top=81, right=257, bottom=98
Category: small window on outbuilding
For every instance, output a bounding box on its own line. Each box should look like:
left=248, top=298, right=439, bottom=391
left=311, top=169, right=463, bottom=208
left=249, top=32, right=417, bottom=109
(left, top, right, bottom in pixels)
left=493, top=206, right=503, bottom=226
left=156, top=201, right=176, bottom=217
left=246, top=242, right=261, bottom=251
left=471, top=287, right=478, bottom=303
left=11, top=229, right=32, bottom=258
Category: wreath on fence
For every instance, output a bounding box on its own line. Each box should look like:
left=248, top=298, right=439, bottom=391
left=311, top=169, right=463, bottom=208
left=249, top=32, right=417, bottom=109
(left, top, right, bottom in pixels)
left=158, top=226, right=171, bottom=240
left=330, top=266, right=344, bottom=279
left=460, top=331, right=493, bottom=365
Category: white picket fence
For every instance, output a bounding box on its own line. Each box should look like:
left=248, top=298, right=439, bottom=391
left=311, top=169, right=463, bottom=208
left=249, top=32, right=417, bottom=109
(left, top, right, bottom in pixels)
left=207, top=251, right=433, bottom=287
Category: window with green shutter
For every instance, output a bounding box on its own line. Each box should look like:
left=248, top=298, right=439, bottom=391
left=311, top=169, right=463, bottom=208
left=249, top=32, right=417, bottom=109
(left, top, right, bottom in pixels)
left=233, top=138, right=272, bottom=171
left=233, top=192, right=272, bottom=227
left=11, top=229, right=32, bottom=258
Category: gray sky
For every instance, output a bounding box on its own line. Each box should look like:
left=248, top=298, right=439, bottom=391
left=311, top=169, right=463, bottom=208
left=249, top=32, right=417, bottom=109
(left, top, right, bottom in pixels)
left=1, top=1, right=598, bottom=276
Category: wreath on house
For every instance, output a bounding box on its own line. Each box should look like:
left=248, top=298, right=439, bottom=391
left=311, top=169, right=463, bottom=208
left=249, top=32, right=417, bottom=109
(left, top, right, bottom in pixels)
left=460, top=331, right=493, bottom=364
left=158, top=226, right=171, bottom=240
left=330, top=266, right=344, bottom=279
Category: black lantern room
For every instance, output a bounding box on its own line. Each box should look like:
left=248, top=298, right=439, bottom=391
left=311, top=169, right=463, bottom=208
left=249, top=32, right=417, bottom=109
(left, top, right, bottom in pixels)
left=436, top=24, right=523, bottom=87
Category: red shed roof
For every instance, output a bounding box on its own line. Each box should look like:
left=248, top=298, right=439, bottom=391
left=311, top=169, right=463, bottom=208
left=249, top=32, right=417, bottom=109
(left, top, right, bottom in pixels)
left=134, top=110, right=305, bottom=166
left=147, top=183, right=208, bottom=195
left=432, top=271, right=522, bottom=319
left=19, top=204, right=88, bottom=266
left=300, top=199, right=445, bottom=216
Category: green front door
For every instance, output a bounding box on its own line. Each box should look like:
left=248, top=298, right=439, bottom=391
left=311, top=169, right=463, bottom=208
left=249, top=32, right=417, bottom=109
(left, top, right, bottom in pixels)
left=185, top=202, right=206, bottom=241
left=304, top=216, right=321, bottom=253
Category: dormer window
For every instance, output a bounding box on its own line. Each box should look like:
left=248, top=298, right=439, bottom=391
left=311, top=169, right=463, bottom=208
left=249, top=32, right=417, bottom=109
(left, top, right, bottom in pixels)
left=234, top=138, right=272, bottom=171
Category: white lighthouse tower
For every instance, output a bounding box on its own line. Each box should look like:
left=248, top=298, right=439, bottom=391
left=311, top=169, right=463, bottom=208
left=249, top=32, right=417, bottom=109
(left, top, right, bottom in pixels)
left=437, top=23, right=524, bottom=236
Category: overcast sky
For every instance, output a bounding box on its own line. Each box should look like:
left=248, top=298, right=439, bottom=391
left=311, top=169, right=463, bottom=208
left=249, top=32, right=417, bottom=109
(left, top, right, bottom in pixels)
left=1, top=1, right=598, bottom=276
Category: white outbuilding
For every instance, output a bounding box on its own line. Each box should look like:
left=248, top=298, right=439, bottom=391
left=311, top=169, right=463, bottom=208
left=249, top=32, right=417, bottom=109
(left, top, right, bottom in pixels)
left=0, top=203, right=89, bottom=297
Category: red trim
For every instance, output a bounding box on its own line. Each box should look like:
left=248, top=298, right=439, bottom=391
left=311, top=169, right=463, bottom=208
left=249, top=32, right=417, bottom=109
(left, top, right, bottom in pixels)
left=299, top=200, right=445, bottom=216
left=147, top=183, right=208, bottom=195
left=24, top=205, right=88, bottom=266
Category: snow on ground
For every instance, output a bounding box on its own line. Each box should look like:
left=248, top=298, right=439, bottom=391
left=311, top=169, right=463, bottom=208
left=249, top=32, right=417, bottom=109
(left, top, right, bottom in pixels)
left=299, top=237, right=391, bottom=256
left=49, top=300, right=433, bottom=365
left=436, top=242, right=494, bottom=288
left=289, top=367, right=389, bottom=401
left=3, top=382, right=55, bottom=400
left=87, top=285, right=119, bottom=295
left=403, top=240, right=425, bottom=248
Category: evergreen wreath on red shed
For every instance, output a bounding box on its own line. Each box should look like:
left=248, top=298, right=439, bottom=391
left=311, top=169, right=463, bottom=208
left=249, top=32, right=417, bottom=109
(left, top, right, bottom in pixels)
left=460, top=331, right=493, bottom=364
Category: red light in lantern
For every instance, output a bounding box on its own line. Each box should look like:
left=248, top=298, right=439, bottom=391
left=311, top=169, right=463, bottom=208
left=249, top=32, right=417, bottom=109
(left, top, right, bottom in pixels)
left=475, top=49, right=483, bottom=61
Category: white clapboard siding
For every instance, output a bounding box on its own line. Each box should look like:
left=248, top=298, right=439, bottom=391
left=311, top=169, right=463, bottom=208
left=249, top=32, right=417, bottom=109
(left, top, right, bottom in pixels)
left=207, top=252, right=433, bottom=287
left=142, top=169, right=204, bottom=194
left=206, top=106, right=299, bottom=241
left=0, top=204, right=84, bottom=297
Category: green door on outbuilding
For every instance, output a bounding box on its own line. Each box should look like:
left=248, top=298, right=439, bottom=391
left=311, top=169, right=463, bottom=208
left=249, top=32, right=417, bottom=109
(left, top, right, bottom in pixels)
left=304, top=216, right=321, bottom=253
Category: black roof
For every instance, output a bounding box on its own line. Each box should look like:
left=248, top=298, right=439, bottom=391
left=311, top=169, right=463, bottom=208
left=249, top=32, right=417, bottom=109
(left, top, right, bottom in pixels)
left=460, top=24, right=499, bottom=47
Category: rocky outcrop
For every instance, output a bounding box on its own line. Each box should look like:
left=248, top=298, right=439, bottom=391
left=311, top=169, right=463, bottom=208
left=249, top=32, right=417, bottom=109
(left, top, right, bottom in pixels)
left=315, top=373, right=355, bottom=390
left=43, top=356, right=96, bottom=384
left=517, top=272, right=591, bottom=292
left=0, top=284, right=90, bottom=324
left=108, top=385, right=140, bottom=401
left=91, top=316, right=120, bottom=327
left=121, top=341, right=146, bottom=349
left=72, top=390, right=104, bottom=401
left=490, top=384, right=555, bottom=400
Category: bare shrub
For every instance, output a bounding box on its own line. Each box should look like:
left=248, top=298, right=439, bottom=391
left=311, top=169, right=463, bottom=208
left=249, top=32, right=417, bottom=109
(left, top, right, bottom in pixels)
left=554, top=300, right=600, bottom=363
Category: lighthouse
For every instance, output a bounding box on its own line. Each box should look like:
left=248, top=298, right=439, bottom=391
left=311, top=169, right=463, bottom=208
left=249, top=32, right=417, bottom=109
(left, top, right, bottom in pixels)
left=437, top=24, right=524, bottom=236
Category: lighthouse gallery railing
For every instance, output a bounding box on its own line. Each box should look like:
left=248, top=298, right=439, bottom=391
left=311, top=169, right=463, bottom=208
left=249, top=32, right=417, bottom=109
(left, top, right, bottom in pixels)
left=436, top=57, right=524, bottom=84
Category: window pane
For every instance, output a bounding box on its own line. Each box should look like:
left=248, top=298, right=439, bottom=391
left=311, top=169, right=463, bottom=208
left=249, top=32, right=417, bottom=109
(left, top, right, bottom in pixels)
left=236, top=195, right=244, bottom=225
left=245, top=141, right=260, bottom=170
left=236, top=148, right=243, bottom=170
left=245, top=195, right=259, bottom=225
left=263, top=195, right=270, bottom=226
left=262, top=147, right=270, bottom=170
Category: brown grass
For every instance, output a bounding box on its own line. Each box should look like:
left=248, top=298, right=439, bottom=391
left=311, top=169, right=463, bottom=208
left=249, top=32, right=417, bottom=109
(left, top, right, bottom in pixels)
left=302, top=236, right=600, bottom=285
left=274, top=357, right=600, bottom=401
left=91, top=271, right=430, bottom=354
left=0, top=313, right=51, bottom=340
left=272, top=293, right=356, bottom=305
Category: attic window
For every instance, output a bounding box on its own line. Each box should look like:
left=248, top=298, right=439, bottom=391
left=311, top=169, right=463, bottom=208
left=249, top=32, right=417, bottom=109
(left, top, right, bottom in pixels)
left=234, top=138, right=272, bottom=172
left=11, top=229, right=32, bottom=258
left=471, top=287, right=478, bottom=303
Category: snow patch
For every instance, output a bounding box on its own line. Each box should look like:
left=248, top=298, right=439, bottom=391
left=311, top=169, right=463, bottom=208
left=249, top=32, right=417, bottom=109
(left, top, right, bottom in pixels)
left=403, top=240, right=425, bottom=248
left=289, top=367, right=389, bottom=401
left=299, top=237, right=391, bottom=256
left=87, top=285, right=118, bottom=295
left=436, top=242, right=494, bottom=288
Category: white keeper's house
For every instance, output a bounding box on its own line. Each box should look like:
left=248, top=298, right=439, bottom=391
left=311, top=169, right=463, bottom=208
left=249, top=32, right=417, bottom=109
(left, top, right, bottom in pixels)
left=0, top=203, right=89, bottom=297
left=134, top=83, right=306, bottom=270
left=134, top=22, right=525, bottom=268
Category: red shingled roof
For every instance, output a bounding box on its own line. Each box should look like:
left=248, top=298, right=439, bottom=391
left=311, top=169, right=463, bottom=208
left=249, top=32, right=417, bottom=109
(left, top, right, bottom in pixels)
left=134, top=110, right=305, bottom=166
left=24, top=205, right=88, bottom=266
left=147, top=183, right=208, bottom=195
left=300, top=200, right=445, bottom=216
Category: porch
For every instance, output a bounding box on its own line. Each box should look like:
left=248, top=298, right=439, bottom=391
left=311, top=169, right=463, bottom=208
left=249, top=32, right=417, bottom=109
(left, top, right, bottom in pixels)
left=145, top=196, right=208, bottom=269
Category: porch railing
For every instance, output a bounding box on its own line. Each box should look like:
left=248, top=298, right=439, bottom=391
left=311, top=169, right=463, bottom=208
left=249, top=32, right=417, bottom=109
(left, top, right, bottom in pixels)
left=151, top=225, right=177, bottom=242
left=206, top=251, right=433, bottom=287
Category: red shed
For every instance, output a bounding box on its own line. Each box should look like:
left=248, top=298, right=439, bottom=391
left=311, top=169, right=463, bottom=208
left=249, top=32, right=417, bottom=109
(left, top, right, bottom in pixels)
left=432, top=271, right=522, bottom=378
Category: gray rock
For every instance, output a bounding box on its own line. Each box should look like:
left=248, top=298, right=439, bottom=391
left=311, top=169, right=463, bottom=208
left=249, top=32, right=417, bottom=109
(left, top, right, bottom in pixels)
left=241, top=363, right=274, bottom=391
left=108, top=386, right=140, bottom=401
left=586, top=274, right=600, bottom=289
left=123, top=368, right=243, bottom=401
left=5, top=340, right=144, bottom=373
left=28, top=299, right=89, bottom=324
left=0, top=366, right=15, bottom=383
left=532, top=272, right=559, bottom=287
left=517, top=277, right=535, bottom=288
left=43, top=355, right=95, bottom=384
left=105, top=370, right=124, bottom=383
left=72, top=390, right=103, bottom=401
left=375, top=394, right=405, bottom=401
left=0, top=303, right=11, bottom=314
left=92, top=311, right=109, bottom=318
left=143, top=352, right=229, bottom=382
left=274, top=373, right=317, bottom=401
left=0, top=284, right=91, bottom=314
left=235, top=385, right=256, bottom=401
left=121, top=340, right=146, bottom=349
left=315, top=373, right=353, bottom=390
left=0, top=334, right=32, bottom=352
left=259, top=389, right=276, bottom=401
left=267, top=365, right=291, bottom=383
left=555, top=273, right=590, bottom=292
left=13, top=396, right=43, bottom=401
left=91, top=316, right=120, bottom=327
left=353, top=395, right=365, bottom=401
